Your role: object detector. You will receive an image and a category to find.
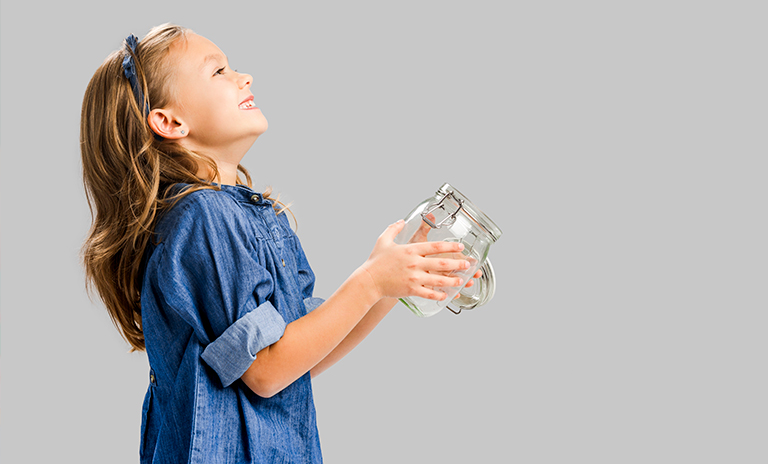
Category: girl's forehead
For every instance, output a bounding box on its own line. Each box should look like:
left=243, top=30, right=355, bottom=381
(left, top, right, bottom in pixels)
left=170, top=33, right=225, bottom=62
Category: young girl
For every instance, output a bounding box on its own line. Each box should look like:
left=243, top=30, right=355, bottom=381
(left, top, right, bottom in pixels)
left=81, top=23, right=476, bottom=463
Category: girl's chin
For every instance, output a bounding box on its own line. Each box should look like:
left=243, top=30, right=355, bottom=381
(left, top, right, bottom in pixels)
left=253, top=118, right=268, bottom=135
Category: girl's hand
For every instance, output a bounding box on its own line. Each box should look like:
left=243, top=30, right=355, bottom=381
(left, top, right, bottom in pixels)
left=360, top=220, right=472, bottom=301
left=408, top=215, right=483, bottom=294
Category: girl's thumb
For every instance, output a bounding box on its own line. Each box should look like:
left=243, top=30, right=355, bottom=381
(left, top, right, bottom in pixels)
left=380, top=219, right=405, bottom=242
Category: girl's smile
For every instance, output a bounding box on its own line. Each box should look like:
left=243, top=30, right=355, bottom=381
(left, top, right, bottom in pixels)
left=239, top=95, right=258, bottom=110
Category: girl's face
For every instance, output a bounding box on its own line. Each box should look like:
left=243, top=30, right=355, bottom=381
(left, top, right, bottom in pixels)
left=167, top=33, right=267, bottom=160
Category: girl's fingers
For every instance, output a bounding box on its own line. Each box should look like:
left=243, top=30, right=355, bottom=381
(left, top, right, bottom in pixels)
left=411, top=286, right=447, bottom=301
left=426, top=274, right=465, bottom=289
left=368, top=221, right=482, bottom=301
left=423, top=256, right=470, bottom=273
left=410, top=240, right=465, bottom=257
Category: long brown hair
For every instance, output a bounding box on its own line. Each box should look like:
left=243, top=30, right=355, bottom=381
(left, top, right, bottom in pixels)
left=81, top=24, right=284, bottom=351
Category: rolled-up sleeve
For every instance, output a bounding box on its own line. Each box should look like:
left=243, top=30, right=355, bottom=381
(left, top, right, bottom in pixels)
left=201, top=300, right=287, bottom=388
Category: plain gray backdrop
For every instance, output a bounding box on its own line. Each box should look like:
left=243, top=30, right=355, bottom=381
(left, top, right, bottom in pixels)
left=1, top=1, right=765, bottom=463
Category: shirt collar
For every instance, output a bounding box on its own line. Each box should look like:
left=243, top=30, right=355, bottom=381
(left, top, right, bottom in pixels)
left=216, top=183, right=272, bottom=206
left=170, top=182, right=272, bottom=206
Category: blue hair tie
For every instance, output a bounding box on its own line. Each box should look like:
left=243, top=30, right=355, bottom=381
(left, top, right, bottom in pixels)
left=122, top=34, right=149, bottom=117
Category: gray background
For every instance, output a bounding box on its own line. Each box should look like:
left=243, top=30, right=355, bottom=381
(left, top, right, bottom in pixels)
left=1, top=1, right=765, bottom=463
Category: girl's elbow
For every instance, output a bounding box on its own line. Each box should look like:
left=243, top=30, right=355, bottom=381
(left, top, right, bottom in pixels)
left=252, top=384, right=281, bottom=399
left=242, top=373, right=283, bottom=398
left=241, top=347, right=285, bottom=398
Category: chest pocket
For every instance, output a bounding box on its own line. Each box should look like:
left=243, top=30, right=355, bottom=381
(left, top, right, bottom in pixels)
left=249, top=207, right=300, bottom=272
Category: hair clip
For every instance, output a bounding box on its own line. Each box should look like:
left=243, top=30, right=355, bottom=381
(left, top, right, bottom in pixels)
left=122, top=34, right=149, bottom=117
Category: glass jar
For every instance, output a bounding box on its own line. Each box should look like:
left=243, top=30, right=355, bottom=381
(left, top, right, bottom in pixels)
left=393, top=183, right=502, bottom=317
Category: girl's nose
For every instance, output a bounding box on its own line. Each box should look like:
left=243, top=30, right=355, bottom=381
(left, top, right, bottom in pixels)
left=238, top=72, right=253, bottom=89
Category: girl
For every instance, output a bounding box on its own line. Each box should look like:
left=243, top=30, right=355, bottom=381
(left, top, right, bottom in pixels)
left=81, top=23, right=477, bottom=463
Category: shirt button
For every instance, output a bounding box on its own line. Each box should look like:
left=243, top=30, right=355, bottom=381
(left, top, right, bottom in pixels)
left=250, top=194, right=260, bottom=203
left=282, top=259, right=286, bottom=267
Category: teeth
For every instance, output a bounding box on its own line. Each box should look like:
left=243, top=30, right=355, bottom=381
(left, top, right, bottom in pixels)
left=239, top=100, right=255, bottom=109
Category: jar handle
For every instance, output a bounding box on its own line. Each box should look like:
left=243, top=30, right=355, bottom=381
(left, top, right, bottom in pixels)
left=421, top=190, right=464, bottom=229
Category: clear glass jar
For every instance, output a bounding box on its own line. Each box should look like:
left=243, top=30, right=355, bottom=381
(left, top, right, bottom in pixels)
left=393, top=183, right=502, bottom=317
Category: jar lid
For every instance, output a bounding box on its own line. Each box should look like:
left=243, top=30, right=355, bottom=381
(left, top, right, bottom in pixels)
left=437, top=183, right=502, bottom=242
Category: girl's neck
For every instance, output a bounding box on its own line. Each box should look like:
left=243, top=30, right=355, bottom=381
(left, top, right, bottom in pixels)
left=184, top=136, right=257, bottom=187
left=198, top=160, right=240, bottom=186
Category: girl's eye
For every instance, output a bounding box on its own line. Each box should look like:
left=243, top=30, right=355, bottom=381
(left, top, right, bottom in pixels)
left=214, top=67, right=226, bottom=76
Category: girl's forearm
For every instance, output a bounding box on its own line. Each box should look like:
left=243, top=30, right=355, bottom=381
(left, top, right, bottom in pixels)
left=241, top=221, right=469, bottom=398
left=241, top=267, right=381, bottom=397
left=309, top=297, right=398, bottom=378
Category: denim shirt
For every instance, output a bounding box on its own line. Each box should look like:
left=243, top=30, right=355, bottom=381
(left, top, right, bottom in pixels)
left=139, top=184, right=324, bottom=463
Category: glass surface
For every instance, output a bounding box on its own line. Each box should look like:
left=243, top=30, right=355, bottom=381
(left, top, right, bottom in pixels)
left=447, top=259, right=496, bottom=313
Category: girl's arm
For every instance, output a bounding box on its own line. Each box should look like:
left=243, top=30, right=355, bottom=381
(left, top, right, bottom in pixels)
left=308, top=270, right=480, bottom=378
left=308, top=215, right=479, bottom=378
left=240, top=220, right=469, bottom=398
left=309, top=296, right=398, bottom=379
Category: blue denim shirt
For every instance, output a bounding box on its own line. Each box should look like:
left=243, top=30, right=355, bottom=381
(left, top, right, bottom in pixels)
left=139, top=184, right=324, bottom=463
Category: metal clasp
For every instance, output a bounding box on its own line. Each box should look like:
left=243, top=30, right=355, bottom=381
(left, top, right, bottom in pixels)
left=421, top=190, right=464, bottom=229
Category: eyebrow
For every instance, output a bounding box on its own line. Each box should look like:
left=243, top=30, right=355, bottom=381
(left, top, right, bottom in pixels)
left=200, top=53, right=228, bottom=72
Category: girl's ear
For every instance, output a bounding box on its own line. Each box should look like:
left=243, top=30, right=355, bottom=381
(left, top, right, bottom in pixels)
left=147, top=109, right=187, bottom=140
